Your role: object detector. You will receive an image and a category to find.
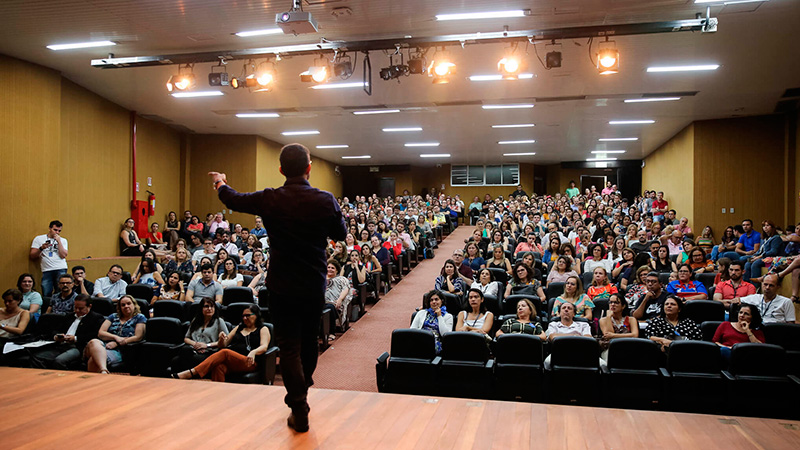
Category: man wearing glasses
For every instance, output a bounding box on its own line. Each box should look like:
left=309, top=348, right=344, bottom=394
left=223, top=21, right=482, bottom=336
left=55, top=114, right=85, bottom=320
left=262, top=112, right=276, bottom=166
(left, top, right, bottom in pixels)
left=48, top=274, right=77, bottom=315
left=210, top=143, right=346, bottom=433
left=92, top=264, right=128, bottom=301
left=192, top=238, right=218, bottom=267
left=632, top=272, right=668, bottom=323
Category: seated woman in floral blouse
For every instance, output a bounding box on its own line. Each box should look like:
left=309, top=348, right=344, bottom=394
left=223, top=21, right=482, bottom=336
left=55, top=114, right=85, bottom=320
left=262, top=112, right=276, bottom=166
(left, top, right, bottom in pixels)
left=496, top=297, right=545, bottom=340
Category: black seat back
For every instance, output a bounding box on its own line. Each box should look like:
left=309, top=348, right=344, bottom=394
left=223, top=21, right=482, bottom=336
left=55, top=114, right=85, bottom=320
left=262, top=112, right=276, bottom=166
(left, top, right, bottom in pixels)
left=729, top=343, right=786, bottom=377
left=223, top=302, right=256, bottom=326
left=242, top=274, right=254, bottom=287
left=36, top=313, right=66, bottom=338
left=695, top=273, right=717, bottom=291
left=390, top=328, right=436, bottom=360
left=502, top=294, right=543, bottom=319
left=592, top=298, right=610, bottom=320
left=700, top=321, right=724, bottom=341
left=222, top=286, right=253, bottom=306
left=144, top=317, right=184, bottom=344
left=607, top=338, right=661, bottom=370
left=494, top=334, right=543, bottom=365
left=440, top=332, right=490, bottom=363
left=762, top=323, right=800, bottom=351
left=667, top=340, right=722, bottom=374
left=682, top=300, right=724, bottom=324
left=126, top=283, right=154, bottom=300
left=151, top=300, right=187, bottom=320
left=134, top=298, right=150, bottom=318
left=550, top=336, right=599, bottom=368
left=545, top=282, right=565, bottom=300
left=90, top=297, right=115, bottom=317
left=581, top=272, right=594, bottom=290
left=440, top=292, right=462, bottom=317
left=487, top=268, right=508, bottom=285
left=483, top=293, right=501, bottom=316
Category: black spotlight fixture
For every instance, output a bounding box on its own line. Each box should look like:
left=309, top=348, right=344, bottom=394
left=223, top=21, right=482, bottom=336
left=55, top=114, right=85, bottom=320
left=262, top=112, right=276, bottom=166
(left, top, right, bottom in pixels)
left=408, top=48, right=426, bottom=74
left=545, top=40, right=562, bottom=69
left=333, top=53, right=353, bottom=79
left=208, top=72, right=229, bottom=86
left=379, top=51, right=409, bottom=81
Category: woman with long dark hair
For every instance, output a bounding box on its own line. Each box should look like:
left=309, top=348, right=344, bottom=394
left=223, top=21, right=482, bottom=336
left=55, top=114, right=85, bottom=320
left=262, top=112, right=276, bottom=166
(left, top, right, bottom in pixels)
left=172, top=297, right=229, bottom=370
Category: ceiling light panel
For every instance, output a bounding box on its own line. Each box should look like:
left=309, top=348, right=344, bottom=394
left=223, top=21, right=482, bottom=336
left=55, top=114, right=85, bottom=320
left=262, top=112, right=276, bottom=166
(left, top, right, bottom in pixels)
left=646, top=65, right=720, bottom=72
left=492, top=124, right=535, bottom=128
left=352, top=109, right=400, bottom=115
left=503, top=152, right=536, bottom=156
left=624, top=97, right=681, bottom=103
left=342, top=155, right=370, bottom=159
left=382, top=127, right=422, bottom=132
left=47, top=40, right=116, bottom=50
left=420, top=153, right=451, bottom=158
left=235, top=113, right=280, bottom=118
left=609, top=120, right=655, bottom=125
left=498, top=140, right=536, bottom=145
left=587, top=157, right=618, bottom=161
left=281, top=130, right=320, bottom=136
left=405, top=142, right=440, bottom=147
left=469, top=73, right=533, bottom=81
left=171, top=91, right=224, bottom=98
left=482, top=104, right=534, bottom=110
left=598, top=138, right=638, bottom=141
left=235, top=28, right=283, bottom=37
left=436, top=10, right=528, bottom=21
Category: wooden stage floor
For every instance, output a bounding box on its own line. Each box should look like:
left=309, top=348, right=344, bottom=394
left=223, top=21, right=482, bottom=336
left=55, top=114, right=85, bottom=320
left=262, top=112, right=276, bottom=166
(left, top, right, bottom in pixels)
left=1, top=368, right=799, bottom=449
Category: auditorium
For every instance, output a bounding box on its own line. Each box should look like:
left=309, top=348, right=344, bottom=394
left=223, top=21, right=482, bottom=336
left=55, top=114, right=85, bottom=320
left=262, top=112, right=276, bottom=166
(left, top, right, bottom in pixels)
left=2, top=0, right=800, bottom=447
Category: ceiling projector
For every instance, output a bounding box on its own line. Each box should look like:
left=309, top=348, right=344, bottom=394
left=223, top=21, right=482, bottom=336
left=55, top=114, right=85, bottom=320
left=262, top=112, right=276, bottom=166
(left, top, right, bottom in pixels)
left=276, top=10, right=319, bottom=34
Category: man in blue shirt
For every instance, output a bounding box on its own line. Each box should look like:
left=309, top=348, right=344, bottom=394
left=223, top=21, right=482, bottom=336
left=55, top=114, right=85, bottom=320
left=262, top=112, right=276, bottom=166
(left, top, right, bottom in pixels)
left=721, top=219, right=762, bottom=263
left=250, top=216, right=267, bottom=238
left=210, top=143, right=346, bottom=433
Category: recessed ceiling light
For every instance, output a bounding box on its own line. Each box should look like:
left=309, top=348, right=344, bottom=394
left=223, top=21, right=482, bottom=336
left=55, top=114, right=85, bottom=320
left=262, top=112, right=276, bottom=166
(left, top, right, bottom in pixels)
left=599, top=137, right=638, bottom=141
left=342, top=155, right=371, bottom=159
left=503, top=152, right=536, bottom=156
left=405, top=142, right=440, bottom=147
left=624, top=97, right=681, bottom=103
left=382, top=127, right=423, bottom=132
left=646, top=65, right=719, bottom=73
left=235, top=113, right=280, bottom=118
left=482, top=104, right=534, bottom=110
left=420, top=154, right=451, bottom=158
left=609, top=120, right=655, bottom=125
left=316, top=145, right=349, bottom=149
left=492, top=124, right=535, bottom=128
left=498, top=140, right=536, bottom=145
left=235, top=28, right=283, bottom=37
left=695, top=0, right=767, bottom=4
left=436, top=10, right=528, bottom=21
left=47, top=40, right=116, bottom=51
left=587, top=157, right=618, bottom=161
left=310, top=82, right=368, bottom=90
left=171, top=91, right=225, bottom=98
left=469, top=73, right=533, bottom=81
left=352, top=109, right=400, bottom=115
left=281, top=130, right=320, bottom=136
left=591, top=150, right=626, bottom=154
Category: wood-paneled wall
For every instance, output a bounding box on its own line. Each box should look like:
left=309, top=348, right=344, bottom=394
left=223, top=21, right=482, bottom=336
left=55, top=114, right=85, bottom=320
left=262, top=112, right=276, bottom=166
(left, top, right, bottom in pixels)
left=694, top=115, right=787, bottom=235
left=642, top=124, right=695, bottom=224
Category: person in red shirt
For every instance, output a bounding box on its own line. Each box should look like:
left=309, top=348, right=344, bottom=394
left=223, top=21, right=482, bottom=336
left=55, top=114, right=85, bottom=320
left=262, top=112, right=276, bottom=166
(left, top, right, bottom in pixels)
left=712, top=303, right=765, bottom=362
left=651, top=191, right=668, bottom=222
left=712, top=260, right=756, bottom=309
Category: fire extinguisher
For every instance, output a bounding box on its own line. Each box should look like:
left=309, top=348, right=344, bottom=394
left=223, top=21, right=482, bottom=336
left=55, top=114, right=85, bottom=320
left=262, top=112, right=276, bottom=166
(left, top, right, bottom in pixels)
left=147, top=191, right=156, bottom=216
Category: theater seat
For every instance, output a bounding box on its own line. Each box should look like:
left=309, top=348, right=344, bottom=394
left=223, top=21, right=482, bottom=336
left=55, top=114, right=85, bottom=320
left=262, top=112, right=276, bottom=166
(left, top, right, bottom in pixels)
left=151, top=300, right=188, bottom=321
left=664, top=340, right=725, bottom=414
left=700, top=321, right=724, bottom=342
left=222, top=286, right=254, bottom=306
left=438, top=332, right=494, bottom=399
left=227, top=323, right=279, bottom=385
left=545, top=282, right=565, bottom=300
left=376, top=328, right=440, bottom=395
left=36, top=313, right=66, bottom=339
left=722, top=343, right=800, bottom=419
left=126, top=283, right=154, bottom=301
left=223, top=303, right=254, bottom=326
left=138, top=317, right=185, bottom=377
left=502, top=294, right=543, bottom=320
left=762, top=323, right=800, bottom=375
left=682, top=300, right=724, bottom=324
left=90, top=297, right=115, bottom=317
left=546, top=336, right=600, bottom=405
left=603, top=338, right=666, bottom=409
left=494, top=334, right=543, bottom=401
left=487, top=268, right=508, bottom=285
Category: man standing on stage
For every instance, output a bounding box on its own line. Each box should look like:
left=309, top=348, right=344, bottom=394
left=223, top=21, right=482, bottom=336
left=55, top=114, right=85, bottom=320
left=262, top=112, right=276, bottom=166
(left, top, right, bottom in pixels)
left=209, top=143, right=346, bottom=433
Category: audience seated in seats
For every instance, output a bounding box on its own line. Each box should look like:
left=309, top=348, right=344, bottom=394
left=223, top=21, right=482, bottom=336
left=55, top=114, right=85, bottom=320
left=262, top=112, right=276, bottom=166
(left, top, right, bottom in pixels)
left=16, top=274, right=42, bottom=320
left=435, top=259, right=466, bottom=297
left=607, top=236, right=627, bottom=267
left=486, top=245, right=513, bottom=276
left=186, top=264, right=223, bottom=304
left=214, top=230, right=239, bottom=257
left=213, top=249, right=231, bottom=276
left=173, top=297, right=229, bottom=371
left=586, top=267, right=618, bottom=301
left=190, top=257, right=215, bottom=282
left=192, top=238, right=217, bottom=267
left=186, top=233, right=203, bottom=255
left=713, top=303, right=765, bottom=362
left=599, top=293, right=639, bottom=362
left=711, top=226, right=738, bottom=262
left=325, top=259, right=352, bottom=336
left=633, top=272, right=669, bottom=322
left=208, top=212, right=230, bottom=238
left=30, top=294, right=104, bottom=369
left=583, top=244, right=611, bottom=275
left=714, top=257, right=732, bottom=285
left=544, top=302, right=593, bottom=369
left=120, top=218, right=146, bottom=257
left=687, top=248, right=715, bottom=274
left=496, top=297, right=546, bottom=339
left=71, top=266, right=94, bottom=298
left=49, top=274, right=77, bottom=315
left=712, top=260, right=755, bottom=310
left=218, top=258, right=244, bottom=289
left=514, top=231, right=542, bottom=258
left=720, top=219, right=762, bottom=263
left=695, top=226, right=715, bottom=256
left=133, top=259, right=164, bottom=294
left=666, top=264, right=709, bottom=300
left=133, top=249, right=165, bottom=277
left=156, top=272, right=185, bottom=303
left=93, top=264, right=128, bottom=301
left=186, top=215, right=205, bottom=237
left=609, top=247, right=635, bottom=282
left=740, top=274, right=795, bottom=323
left=743, top=220, right=782, bottom=283
left=85, top=295, right=146, bottom=373
left=646, top=296, right=702, bottom=352
left=370, top=236, right=390, bottom=267
left=552, top=275, right=595, bottom=320
left=560, top=243, right=582, bottom=273
left=342, top=250, right=369, bottom=287
left=410, top=290, right=454, bottom=354
left=471, top=268, right=499, bottom=298
left=173, top=303, right=270, bottom=382
left=625, top=266, right=651, bottom=311
left=464, top=242, right=486, bottom=271
left=242, top=250, right=267, bottom=276
left=547, top=256, right=579, bottom=285
left=629, top=230, right=651, bottom=254
left=360, top=245, right=383, bottom=283
left=543, top=235, right=562, bottom=264
left=651, top=245, right=678, bottom=274
left=0, top=289, right=31, bottom=341
left=164, top=211, right=181, bottom=250
left=250, top=216, right=267, bottom=238
left=146, top=222, right=167, bottom=251
left=456, top=288, right=494, bottom=336
left=505, top=262, right=545, bottom=299
left=164, top=248, right=194, bottom=281
left=451, top=249, right=475, bottom=286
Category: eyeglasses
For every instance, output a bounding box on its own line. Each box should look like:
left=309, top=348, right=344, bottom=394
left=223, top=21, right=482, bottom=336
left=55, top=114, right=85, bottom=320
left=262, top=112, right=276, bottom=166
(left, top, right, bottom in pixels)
left=110, top=271, right=123, bottom=275
left=202, top=304, right=215, bottom=309
left=58, top=281, right=73, bottom=285
left=242, top=313, right=255, bottom=318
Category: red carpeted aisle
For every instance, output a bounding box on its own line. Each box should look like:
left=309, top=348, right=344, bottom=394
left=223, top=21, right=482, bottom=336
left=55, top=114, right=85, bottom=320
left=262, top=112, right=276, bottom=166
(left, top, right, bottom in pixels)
left=313, top=225, right=473, bottom=392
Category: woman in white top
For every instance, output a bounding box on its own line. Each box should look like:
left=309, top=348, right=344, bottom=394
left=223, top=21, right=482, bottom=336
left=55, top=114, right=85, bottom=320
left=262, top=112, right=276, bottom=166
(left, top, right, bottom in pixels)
left=583, top=243, right=611, bottom=274
left=218, top=257, right=244, bottom=288
left=411, top=290, right=454, bottom=353
left=456, top=288, right=494, bottom=335
left=607, top=236, right=627, bottom=266
left=0, top=289, right=30, bottom=340
left=471, top=268, right=500, bottom=298
left=547, top=256, right=579, bottom=285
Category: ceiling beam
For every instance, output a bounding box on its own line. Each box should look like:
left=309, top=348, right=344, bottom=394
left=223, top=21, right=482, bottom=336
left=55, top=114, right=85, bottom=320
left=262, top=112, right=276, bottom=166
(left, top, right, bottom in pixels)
left=91, top=17, right=715, bottom=69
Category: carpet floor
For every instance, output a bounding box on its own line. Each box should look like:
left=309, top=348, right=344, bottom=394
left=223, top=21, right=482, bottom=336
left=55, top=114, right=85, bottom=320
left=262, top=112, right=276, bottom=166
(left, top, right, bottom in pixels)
left=312, top=224, right=473, bottom=392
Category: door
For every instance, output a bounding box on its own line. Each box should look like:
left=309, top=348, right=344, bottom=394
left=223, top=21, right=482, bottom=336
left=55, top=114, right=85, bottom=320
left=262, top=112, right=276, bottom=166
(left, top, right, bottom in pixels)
left=378, top=177, right=395, bottom=198
left=581, top=175, right=606, bottom=195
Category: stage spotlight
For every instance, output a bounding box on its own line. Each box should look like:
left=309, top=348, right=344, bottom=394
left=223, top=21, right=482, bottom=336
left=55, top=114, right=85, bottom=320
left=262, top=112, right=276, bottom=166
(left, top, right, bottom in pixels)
left=252, top=62, right=276, bottom=91
left=208, top=72, right=229, bottom=87
left=166, top=70, right=195, bottom=93
left=230, top=77, right=242, bottom=89
left=596, top=38, right=619, bottom=75
left=333, top=53, right=353, bottom=78
left=408, top=49, right=427, bottom=74
left=497, top=44, right=522, bottom=79
left=428, top=49, right=455, bottom=84
left=544, top=40, right=562, bottom=69
left=300, top=56, right=330, bottom=83
left=379, top=51, right=409, bottom=81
